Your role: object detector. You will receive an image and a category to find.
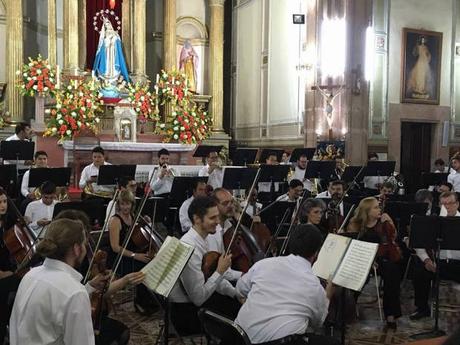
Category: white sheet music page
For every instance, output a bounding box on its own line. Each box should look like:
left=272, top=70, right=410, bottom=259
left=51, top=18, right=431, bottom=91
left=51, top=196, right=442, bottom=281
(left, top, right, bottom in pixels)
left=313, top=234, right=351, bottom=280
left=141, top=236, right=194, bottom=297
left=332, top=239, right=378, bottom=292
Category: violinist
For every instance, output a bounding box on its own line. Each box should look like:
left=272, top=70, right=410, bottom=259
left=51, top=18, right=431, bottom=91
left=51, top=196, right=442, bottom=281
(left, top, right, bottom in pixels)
left=107, top=190, right=155, bottom=315
left=235, top=225, right=339, bottom=345
left=298, top=198, right=327, bottom=236
left=316, top=180, right=350, bottom=219
left=411, top=191, right=460, bottom=321
left=276, top=179, right=304, bottom=202
left=179, top=179, right=207, bottom=233
left=169, top=196, right=240, bottom=335
left=199, top=149, right=224, bottom=189
left=345, top=197, right=401, bottom=329
left=105, top=176, right=137, bottom=222
left=149, top=148, right=177, bottom=197
left=240, top=187, right=262, bottom=218
left=24, top=181, right=58, bottom=238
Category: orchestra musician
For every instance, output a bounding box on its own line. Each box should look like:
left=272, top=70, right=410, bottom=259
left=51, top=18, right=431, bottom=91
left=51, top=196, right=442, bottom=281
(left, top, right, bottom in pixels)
left=345, top=197, right=402, bottom=329
left=316, top=180, right=351, bottom=224
left=447, top=155, right=460, bottom=192
left=105, top=176, right=137, bottom=222
left=149, top=148, right=177, bottom=197
left=169, top=196, right=241, bottom=335
left=376, top=181, right=395, bottom=199
left=241, top=187, right=262, bottom=218
left=179, top=179, right=207, bottom=234
left=24, top=181, right=58, bottom=238
left=199, top=149, right=224, bottom=189
left=20, top=150, right=49, bottom=211
left=298, top=198, right=327, bottom=236
left=235, top=224, right=339, bottom=345
left=363, top=152, right=388, bottom=191
left=107, top=190, right=156, bottom=315
left=411, top=191, right=460, bottom=320
left=290, top=153, right=314, bottom=192
left=3, top=122, right=34, bottom=168
left=275, top=179, right=304, bottom=202
left=414, top=189, right=438, bottom=216
left=79, top=146, right=113, bottom=198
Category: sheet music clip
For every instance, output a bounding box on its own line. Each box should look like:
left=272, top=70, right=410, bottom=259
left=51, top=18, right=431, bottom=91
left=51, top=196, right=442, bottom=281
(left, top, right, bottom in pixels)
left=97, top=164, right=136, bottom=185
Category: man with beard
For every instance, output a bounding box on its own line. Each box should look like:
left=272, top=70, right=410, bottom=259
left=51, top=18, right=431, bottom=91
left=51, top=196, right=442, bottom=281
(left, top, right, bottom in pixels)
left=9, top=218, right=106, bottom=345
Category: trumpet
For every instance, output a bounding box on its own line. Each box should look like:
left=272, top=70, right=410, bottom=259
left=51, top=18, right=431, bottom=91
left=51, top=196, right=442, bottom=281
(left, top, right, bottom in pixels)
left=160, top=164, right=176, bottom=177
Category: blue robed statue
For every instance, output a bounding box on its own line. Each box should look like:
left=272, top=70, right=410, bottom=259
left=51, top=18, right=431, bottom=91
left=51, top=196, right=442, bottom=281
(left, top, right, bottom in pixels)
left=93, top=16, right=130, bottom=87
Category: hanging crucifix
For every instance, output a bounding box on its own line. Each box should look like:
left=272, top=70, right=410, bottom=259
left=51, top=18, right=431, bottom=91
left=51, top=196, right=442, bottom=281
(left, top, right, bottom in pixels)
left=311, top=77, right=346, bottom=141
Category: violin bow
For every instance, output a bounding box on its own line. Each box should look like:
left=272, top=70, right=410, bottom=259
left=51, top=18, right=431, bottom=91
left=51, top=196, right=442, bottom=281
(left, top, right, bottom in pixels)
left=264, top=207, right=290, bottom=257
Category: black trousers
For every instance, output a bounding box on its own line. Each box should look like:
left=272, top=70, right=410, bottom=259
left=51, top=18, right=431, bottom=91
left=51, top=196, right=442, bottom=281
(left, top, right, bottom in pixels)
left=259, top=333, right=340, bottom=345
left=413, top=258, right=460, bottom=312
left=170, top=292, right=241, bottom=336
left=0, top=274, right=21, bottom=343
left=96, top=316, right=130, bottom=345
left=377, top=259, right=402, bottom=318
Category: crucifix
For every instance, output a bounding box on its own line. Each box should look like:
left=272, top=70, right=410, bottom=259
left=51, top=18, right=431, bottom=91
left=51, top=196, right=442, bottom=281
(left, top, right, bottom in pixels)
left=311, top=77, right=346, bottom=141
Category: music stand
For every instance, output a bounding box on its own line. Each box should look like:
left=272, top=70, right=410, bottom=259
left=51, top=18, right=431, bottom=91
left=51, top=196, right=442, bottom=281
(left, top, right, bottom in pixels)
left=53, top=201, right=107, bottom=228
left=342, top=166, right=365, bottom=183
left=0, top=140, right=35, bottom=177
left=384, top=201, right=428, bottom=237
left=193, top=145, right=223, bottom=158
left=260, top=201, right=295, bottom=235
left=421, top=173, right=448, bottom=188
left=364, top=161, right=395, bottom=178
left=304, top=161, right=336, bottom=181
left=29, top=168, right=72, bottom=188
left=168, top=176, right=208, bottom=208
left=97, top=165, right=136, bottom=185
left=141, top=197, right=170, bottom=223
left=259, top=149, right=284, bottom=163
left=289, top=148, right=316, bottom=163
left=0, top=164, right=17, bottom=191
left=232, top=148, right=258, bottom=166
left=222, top=167, right=258, bottom=191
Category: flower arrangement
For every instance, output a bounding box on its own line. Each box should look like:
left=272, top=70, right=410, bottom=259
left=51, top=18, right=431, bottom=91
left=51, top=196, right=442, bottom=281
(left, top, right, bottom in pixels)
left=127, top=82, right=158, bottom=124
left=44, top=79, right=103, bottom=140
left=16, top=54, right=57, bottom=97
left=153, top=69, right=212, bottom=144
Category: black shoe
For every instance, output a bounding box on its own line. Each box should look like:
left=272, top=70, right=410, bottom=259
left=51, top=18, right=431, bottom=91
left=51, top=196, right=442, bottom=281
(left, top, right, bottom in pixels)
left=409, top=310, right=430, bottom=320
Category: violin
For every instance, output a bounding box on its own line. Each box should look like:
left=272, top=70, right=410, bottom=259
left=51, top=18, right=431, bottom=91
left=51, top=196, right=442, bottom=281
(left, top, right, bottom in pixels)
left=374, top=219, right=402, bottom=263
left=130, top=216, right=163, bottom=258
left=325, top=195, right=345, bottom=234
left=246, top=202, right=272, bottom=253
left=89, top=250, right=110, bottom=335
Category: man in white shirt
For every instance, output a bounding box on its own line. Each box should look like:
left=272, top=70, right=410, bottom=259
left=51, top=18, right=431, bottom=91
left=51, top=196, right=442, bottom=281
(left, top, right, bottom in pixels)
left=276, top=179, right=304, bottom=202
left=79, top=146, right=113, bottom=196
left=434, top=158, right=449, bottom=173
left=199, top=150, right=223, bottom=189
left=235, top=224, right=337, bottom=345
left=169, top=196, right=240, bottom=335
left=410, top=191, right=460, bottom=320
left=447, top=156, right=460, bottom=192
left=5, top=122, right=33, bottom=142
left=179, top=179, right=207, bottom=233
left=290, top=154, right=313, bottom=191
left=9, top=218, right=99, bottom=345
left=20, top=150, right=49, bottom=213
left=149, top=148, right=177, bottom=196
left=25, top=181, right=58, bottom=238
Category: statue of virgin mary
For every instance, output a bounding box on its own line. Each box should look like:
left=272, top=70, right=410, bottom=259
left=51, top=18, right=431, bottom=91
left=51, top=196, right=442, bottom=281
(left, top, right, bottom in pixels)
left=93, top=16, right=130, bottom=85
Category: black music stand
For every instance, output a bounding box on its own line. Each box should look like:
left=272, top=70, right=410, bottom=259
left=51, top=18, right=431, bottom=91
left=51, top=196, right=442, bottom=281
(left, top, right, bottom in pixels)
left=168, top=176, right=208, bottom=207
left=260, top=201, right=294, bottom=236
left=364, top=161, right=395, bottom=178
left=409, top=216, right=460, bottom=340
left=342, top=166, right=365, bottom=183
left=0, top=140, right=35, bottom=162
left=0, top=164, right=17, bottom=192
left=193, top=145, right=223, bottom=158
left=421, top=173, right=448, bottom=188
left=29, top=168, right=72, bottom=188
left=222, top=167, right=258, bottom=191
left=384, top=201, right=428, bottom=237
left=289, top=148, right=316, bottom=163
left=258, top=164, right=290, bottom=202
left=141, top=197, right=170, bottom=223
left=97, top=165, right=136, bottom=185
left=304, top=161, right=336, bottom=181
left=259, top=149, right=284, bottom=163
left=232, top=148, right=258, bottom=166
left=53, top=201, right=107, bottom=228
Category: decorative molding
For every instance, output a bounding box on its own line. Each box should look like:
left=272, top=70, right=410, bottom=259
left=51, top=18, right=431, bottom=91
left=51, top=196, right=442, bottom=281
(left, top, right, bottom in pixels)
left=176, top=16, right=208, bottom=39
left=209, top=0, right=225, bottom=6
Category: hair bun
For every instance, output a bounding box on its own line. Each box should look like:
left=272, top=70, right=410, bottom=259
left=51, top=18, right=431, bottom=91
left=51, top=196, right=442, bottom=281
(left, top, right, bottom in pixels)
left=36, top=238, right=58, bottom=257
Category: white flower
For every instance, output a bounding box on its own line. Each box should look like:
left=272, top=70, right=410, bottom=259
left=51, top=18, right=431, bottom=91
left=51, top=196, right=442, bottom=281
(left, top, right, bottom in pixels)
left=77, top=121, right=82, bottom=126
left=66, top=130, right=72, bottom=135
left=180, top=126, right=185, bottom=131
left=27, top=77, right=31, bottom=81
left=44, top=87, right=49, bottom=91
left=173, top=126, right=179, bottom=131
left=32, top=85, right=38, bottom=90
left=173, top=134, right=179, bottom=140
left=140, top=96, right=145, bottom=101
left=79, top=92, right=84, bottom=97
left=184, top=118, right=189, bottom=123
left=28, top=62, right=33, bottom=67
left=36, top=69, right=42, bottom=75
left=32, top=77, right=37, bottom=81
left=45, top=109, right=51, bottom=114
left=71, top=112, right=77, bottom=117
left=173, top=120, right=178, bottom=125
left=172, top=111, right=177, bottom=116
left=67, top=86, right=72, bottom=90
left=160, top=123, right=165, bottom=128
left=51, top=127, right=57, bottom=133
left=58, top=119, right=64, bottom=125
left=21, top=85, right=25, bottom=89
left=16, top=70, right=21, bottom=76
left=56, top=104, right=62, bottom=109
left=95, top=118, right=100, bottom=123
left=46, top=65, right=51, bottom=69
left=81, top=106, right=86, bottom=111
left=56, top=114, right=62, bottom=120
left=136, top=107, right=140, bottom=112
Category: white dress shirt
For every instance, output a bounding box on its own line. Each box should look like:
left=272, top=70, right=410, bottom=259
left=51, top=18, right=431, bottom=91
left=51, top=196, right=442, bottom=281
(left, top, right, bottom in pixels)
left=291, top=166, right=313, bottom=191
left=21, top=170, right=34, bottom=198
left=24, top=199, right=58, bottom=237
left=169, top=227, right=237, bottom=305
left=447, top=170, right=460, bottom=192
left=199, top=165, right=223, bottom=189
left=235, top=255, right=329, bottom=344
left=275, top=193, right=296, bottom=202
left=9, top=258, right=95, bottom=345
left=179, top=196, right=194, bottom=233
left=149, top=166, right=176, bottom=195
left=240, top=201, right=263, bottom=217
left=415, top=211, right=460, bottom=262
left=207, top=219, right=242, bottom=282
left=79, top=162, right=113, bottom=193
left=4, top=135, right=30, bottom=167
left=6, top=134, right=21, bottom=141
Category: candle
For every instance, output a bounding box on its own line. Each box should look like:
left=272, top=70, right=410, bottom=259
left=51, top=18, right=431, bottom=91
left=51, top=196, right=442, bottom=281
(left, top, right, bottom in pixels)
left=56, top=64, right=60, bottom=89
left=156, top=74, right=159, bottom=84
left=154, top=85, right=159, bottom=95
left=172, top=77, right=175, bottom=85
left=92, top=70, right=96, bottom=79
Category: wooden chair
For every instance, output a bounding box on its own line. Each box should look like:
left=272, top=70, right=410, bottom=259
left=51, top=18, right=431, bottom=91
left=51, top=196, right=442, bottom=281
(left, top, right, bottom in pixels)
left=70, top=129, right=100, bottom=188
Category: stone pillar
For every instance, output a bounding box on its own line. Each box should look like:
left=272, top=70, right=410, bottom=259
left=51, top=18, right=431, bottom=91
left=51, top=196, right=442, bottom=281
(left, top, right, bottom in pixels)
left=163, top=0, right=177, bottom=70
left=48, top=0, right=57, bottom=66
left=63, top=0, right=80, bottom=74
left=209, top=0, right=225, bottom=133
left=122, top=0, right=132, bottom=68
left=78, top=0, right=87, bottom=70
left=132, top=0, right=146, bottom=79
left=6, top=0, right=24, bottom=120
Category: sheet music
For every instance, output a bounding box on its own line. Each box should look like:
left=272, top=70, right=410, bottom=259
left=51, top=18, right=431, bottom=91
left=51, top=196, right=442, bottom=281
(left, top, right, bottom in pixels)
left=313, top=234, right=350, bottom=280
left=332, top=239, right=378, bottom=292
left=141, top=236, right=194, bottom=297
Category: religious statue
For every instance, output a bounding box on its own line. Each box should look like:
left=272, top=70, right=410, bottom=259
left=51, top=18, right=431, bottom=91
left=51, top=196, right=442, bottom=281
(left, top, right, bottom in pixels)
left=406, top=35, right=433, bottom=99
left=179, top=40, right=199, bottom=93
left=93, top=16, right=130, bottom=86
left=315, top=85, right=344, bottom=129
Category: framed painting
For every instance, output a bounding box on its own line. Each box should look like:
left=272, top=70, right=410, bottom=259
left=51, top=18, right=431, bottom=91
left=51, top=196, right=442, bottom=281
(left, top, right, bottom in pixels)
left=401, top=28, right=442, bottom=105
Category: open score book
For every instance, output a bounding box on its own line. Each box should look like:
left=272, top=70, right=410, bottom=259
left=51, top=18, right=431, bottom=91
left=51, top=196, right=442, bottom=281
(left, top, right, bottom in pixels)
left=141, top=236, right=194, bottom=297
left=313, top=234, right=379, bottom=292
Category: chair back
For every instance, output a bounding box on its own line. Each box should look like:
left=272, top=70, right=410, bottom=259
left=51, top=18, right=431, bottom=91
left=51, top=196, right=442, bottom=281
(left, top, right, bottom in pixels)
left=198, top=308, right=252, bottom=345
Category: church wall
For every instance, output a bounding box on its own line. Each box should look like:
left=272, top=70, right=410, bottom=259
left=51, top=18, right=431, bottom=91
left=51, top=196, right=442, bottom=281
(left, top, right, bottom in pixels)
left=146, top=0, right=164, bottom=81
left=0, top=0, right=6, bottom=83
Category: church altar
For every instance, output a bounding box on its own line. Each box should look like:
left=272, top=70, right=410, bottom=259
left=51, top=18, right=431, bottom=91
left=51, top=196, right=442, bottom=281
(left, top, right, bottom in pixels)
left=62, top=141, right=196, bottom=167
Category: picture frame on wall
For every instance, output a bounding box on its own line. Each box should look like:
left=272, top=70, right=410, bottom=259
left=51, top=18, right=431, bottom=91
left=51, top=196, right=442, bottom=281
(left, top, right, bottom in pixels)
left=401, top=28, right=442, bottom=105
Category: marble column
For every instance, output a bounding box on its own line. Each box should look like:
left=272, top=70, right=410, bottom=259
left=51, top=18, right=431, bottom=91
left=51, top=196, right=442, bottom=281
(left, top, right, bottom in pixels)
left=63, top=0, right=80, bottom=74
left=209, top=0, right=225, bottom=133
left=132, top=0, right=146, bottom=78
left=48, top=0, right=57, bottom=66
left=6, top=0, right=24, bottom=120
left=122, top=0, right=132, bottom=68
left=163, top=0, right=177, bottom=70
left=78, top=0, right=87, bottom=70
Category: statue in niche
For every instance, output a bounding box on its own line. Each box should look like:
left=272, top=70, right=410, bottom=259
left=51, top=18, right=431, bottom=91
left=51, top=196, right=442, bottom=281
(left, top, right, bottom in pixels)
left=179, top=40, right=199, bottom=93
left=406, top=36, right=433, bottom=99
left=93, top=16, right=130, bottom=88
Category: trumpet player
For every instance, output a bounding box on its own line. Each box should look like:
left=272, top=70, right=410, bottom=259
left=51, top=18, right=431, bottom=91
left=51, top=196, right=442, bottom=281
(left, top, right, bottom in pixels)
left=20, top=151, right=49, bottom=212
left=24, top=181, right=58, bottom=238
left=199, top=150, right=224, bottom=189
left=149, top=148, right=177, bottom=197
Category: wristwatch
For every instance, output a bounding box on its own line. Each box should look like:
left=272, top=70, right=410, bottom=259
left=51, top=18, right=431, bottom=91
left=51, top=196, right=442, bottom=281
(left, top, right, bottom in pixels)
left=130, top=252, right=136, bottom=258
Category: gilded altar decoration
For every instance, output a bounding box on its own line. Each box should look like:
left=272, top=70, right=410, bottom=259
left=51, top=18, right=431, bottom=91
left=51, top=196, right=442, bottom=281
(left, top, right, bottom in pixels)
left=44, top=79, right=103, bottom=140
left=16, top=55, right=57, bottom=98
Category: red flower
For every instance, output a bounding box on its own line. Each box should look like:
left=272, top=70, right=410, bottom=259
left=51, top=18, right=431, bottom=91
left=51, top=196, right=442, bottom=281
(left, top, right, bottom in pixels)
left=59, top=124, right=67, bottom=133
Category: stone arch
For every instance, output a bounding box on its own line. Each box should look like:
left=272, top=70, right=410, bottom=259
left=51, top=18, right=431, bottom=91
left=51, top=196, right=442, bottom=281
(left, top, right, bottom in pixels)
left=176, top=16, right=208, bottom=45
